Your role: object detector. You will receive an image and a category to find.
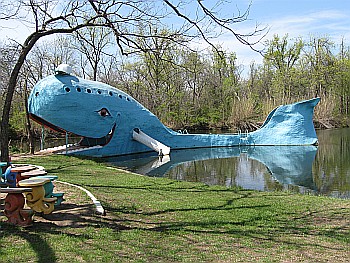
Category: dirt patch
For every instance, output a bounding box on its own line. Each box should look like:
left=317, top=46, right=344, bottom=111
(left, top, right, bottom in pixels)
left=1, top=181, right=109, bottom=228
left=10, top=152, right=53, bottom=162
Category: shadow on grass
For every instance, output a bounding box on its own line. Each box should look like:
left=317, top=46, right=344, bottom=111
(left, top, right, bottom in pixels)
left=1, top=189, right=349, bottom=263
left=0, top=222, right=58, bottom=263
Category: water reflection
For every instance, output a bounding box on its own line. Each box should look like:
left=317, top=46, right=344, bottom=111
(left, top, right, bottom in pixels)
left=12, top=128, right=349, bottom=198
left=107, top=145, right=319, bottom=196
left=313, top=128, right=350, bottom=199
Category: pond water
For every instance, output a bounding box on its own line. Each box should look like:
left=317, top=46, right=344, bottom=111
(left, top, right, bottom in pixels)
left=10, top=128, right=350, bottom=198
left=106, top=128, right=350, bottom=199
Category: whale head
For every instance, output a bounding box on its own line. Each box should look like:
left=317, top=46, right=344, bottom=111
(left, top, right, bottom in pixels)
left=28, top=72, right=135, bottom=148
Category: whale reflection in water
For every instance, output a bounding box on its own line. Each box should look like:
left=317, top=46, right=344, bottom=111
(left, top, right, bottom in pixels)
left=106, top=145, right=318, bottom=194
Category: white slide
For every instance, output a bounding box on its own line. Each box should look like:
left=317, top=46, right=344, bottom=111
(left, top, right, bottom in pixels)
left=132, top=128, right=170, bottom=155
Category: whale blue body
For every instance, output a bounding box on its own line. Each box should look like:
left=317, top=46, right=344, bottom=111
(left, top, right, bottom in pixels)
left=28, top=72, right=320, bottom=157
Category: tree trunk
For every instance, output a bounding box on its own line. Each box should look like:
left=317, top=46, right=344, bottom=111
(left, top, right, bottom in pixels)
left=0, top=34, right=39, bottom=163
left=24, top=79, right=35, bottom=154
left=0, top=63, right=22, bottom=164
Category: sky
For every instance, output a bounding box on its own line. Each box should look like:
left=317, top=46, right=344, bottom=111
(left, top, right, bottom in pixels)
left=1, top=0, right=350, bottom=68
left=216, top=0, right=350, bottom=67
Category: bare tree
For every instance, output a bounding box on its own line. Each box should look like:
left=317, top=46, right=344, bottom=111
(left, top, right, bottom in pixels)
left=1, top=0, right=265, bottom=163
left=0, top=0, right=105, bottom=163
left=71, top=23, right=112, bottom=80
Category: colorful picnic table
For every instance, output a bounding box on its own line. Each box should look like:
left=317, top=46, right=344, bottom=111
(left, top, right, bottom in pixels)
left=10, top=165, right=37, bottom=184
left=0, top=187, right=34, bottom=226
left=18, top=178, right=57, bottom=214
left=21, top=169, right=47, bottom=179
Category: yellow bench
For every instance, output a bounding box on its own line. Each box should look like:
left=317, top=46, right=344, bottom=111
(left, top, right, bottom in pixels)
left=18, top=178, right=57, bottom=214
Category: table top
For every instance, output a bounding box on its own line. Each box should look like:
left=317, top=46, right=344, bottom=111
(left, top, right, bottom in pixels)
left=10, top=165, right=37, bottom=173
left=36, top=175, right=58, bottom=181
left=0, top=187, right=33, bottom=193
left=21, top=170, right=47, bottom=177
left=18, top=177, right=50, bottom=187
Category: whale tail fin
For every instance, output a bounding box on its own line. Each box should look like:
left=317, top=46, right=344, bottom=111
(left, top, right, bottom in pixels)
left=253, top=97, right=320, bottom=145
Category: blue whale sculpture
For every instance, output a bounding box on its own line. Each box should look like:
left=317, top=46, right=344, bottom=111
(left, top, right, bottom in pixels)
left=28, top=68, right=320, bottom=157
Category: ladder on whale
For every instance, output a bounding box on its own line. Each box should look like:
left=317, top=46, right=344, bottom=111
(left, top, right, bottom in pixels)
left=238, top=129, right=250, bottom=146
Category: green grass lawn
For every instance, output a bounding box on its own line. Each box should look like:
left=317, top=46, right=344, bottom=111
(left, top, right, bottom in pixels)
left=1, top=155, right=349, bottom=262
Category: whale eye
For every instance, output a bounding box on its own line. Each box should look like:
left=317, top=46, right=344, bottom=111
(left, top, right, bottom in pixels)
left=97, top=108, right=111, bottom=117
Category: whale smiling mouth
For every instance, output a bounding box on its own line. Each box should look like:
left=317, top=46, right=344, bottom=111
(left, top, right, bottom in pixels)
left=29, top=114, right=116, bottom=152
left=78, top=124, right=116, bottom=147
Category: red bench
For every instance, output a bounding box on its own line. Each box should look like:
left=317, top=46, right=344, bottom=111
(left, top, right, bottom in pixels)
left=1, top=187, right=34, bottom=227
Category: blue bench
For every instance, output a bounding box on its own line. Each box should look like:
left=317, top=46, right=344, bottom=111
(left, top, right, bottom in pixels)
left=0, top=162, right=8, bottom=187
left=36, top=175, right=65, bottom=206
left=2, top=166, right=16, bottom=187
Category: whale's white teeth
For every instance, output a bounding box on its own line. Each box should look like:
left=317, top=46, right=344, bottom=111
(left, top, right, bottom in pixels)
left=38, top=144, right=102, bottom=155
left=39, top=144, right=74, bottom=153
left=56, top=145, right=103, bottom=155
left=36, top=124, right=115, bottom=155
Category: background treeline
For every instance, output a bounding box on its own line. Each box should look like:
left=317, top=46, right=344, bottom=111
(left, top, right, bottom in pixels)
left=1, top=32, right=349, bottom=142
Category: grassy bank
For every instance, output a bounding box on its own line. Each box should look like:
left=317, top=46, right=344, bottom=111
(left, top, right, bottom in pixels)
left=1, top=155, right=349, bottom=262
